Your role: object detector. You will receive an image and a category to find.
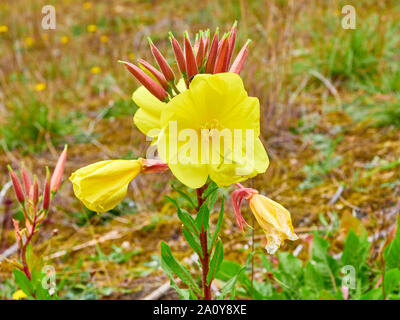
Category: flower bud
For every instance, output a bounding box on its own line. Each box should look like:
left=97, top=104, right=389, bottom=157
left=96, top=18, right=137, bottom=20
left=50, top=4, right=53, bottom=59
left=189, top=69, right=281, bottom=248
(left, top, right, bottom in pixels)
left=21, top=163, right=31, bottom=195
left=205, top=30, right=219, bottom=74
left=196, top=33, right=205, bottom=68
left=225, top=21, right=237, bottom=70
left=169, top=32, right=187, bottom=77
left=229, top=39, right=251, bottom=75
left=148, top=37, right=175, bottom=82
left=213, top=34, right=229, bottom=74
left=184, top=32, right=198, bottom=80
left=138, top=58, right=169, bottom=91
left=50, top=145, right=68, bottom=192
left=119, top=60, right=168, bottom=102
left=8, top=166, right=25, bottom=203
left=43, top=167, right=51, bottom=211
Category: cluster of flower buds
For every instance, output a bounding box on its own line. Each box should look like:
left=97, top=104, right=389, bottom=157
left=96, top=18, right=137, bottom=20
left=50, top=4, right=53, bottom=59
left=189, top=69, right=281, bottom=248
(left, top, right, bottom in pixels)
left=119, top=21, right=251, bottom=102
left=7, top=145, right=67, bottom=279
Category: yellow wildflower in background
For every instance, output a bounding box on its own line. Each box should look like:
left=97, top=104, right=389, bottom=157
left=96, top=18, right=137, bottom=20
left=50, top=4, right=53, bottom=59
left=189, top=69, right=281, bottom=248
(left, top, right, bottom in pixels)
left=0, top=25, right=8, bottom=33
left=61, top=36, right=69, bottom=44
left=90, top=66, right=101, bottom=74
left=12, top=290, right=27, bottom=300
left=25, top=37, right=34, bottom=47
left=249, top=193, right=298, bottom=254
left=83, top=2, right=92, bottom=9
left=87, top=24, right=97, bottom=33
left=70, top=160, right=142, bottom=212
left=100, top=35, right=108, bottom=43
left=34, top=83, right=46, bottom=92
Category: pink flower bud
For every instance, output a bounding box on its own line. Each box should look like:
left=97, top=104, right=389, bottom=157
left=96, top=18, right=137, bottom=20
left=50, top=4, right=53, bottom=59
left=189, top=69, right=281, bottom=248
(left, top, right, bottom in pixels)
left=225, top=21, right=237, bottom=70
left=43, top=167, right=51, bottom=211
left=184, top=32, right=198, bottom=80
left=21, top=163, right=31, bottom=195
left=8, top=166, right=25, bottom=203
left=203, top=30, right=210, bottom=56
left=205, top=30, right=219, bottom=74
left=213, top=34, right=229, bottom=74
left=148, top=38, right=175, bottom=82
left=169, top=32, right=186, bottom=76
left=50, top=145, right=68, bottom=192
left=196, top=33, right=205, bottom=68
left=138, top=58, right=169, bottom=91
left=30, top=175, right=39, bottom=205
left=119, top=60, right=168, bottom=102
left=229, top=39, right=251, bottom=75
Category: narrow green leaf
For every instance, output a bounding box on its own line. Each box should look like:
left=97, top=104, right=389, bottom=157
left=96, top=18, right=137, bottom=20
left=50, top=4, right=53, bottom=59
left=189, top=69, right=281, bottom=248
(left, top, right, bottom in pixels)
left=172, top=184, right=197, bottom=209
left=178, top=208, right=200, bottom=236
left=13, top=269, right=33, bottom=297
left=210, top=196, right=224, bottom=252
left=207, top=239, right=224, bottom=285
left=182, top=227, right=203, bottom=259
left=160, top=242, right=201, bottom=294
left=384, top=216, right=400, bottom=270
left=195, top=202, right=210, bottom=232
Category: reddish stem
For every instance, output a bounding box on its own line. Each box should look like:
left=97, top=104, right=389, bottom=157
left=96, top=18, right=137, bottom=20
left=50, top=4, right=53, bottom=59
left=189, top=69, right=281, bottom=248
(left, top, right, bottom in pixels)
left=197, top=185, right=212, bottom=300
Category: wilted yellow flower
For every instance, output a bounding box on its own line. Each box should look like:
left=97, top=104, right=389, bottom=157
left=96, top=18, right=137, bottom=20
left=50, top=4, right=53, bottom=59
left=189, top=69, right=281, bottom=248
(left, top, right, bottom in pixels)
left=61, top=36, right=69, bottom=44
left=69, top=160, right=142, bottom=212
left=12, top=290, right=27, bottom=300
left=87, top=24, right=97, bottom=33
left=248, top=193, right=298, bottom=254
left=90, top=66, right=101, bottom=74
left=25, top=37, right=34, bottom=47
left=0, top=25, right=8, bottom=33
left=34, top=83, right=46, bottom=92
left=83, top=2, right=92, bottom=9
left=100, top=35, right=108, bottom=43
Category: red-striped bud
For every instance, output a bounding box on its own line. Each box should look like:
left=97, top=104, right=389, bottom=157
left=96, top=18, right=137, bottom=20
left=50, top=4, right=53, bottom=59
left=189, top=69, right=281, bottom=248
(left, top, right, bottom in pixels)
left=203, top=29, right=210, bottom=57
left=43, top=167, right=51, bottom=211
left=205, top=30, right=219, bottom=74
left=225, top=21, right=237, bottom=70
left=196, top=33, right=205, bottom=68
left=229, top=39, right=251, bottom=75
left=213, top=34, right=229, bottom=74
left=169, top=32, right=186, bottom=76
left=30, top=175, right=39, bottom=205
left=184, top=32, right=198, bottom=80
left=138, top=58, right=169, bottom=90
left=50, top=144, right=67, bottom=192
left=21, top=163, right=31, bottom=195
left=8, top=166, right=25, bottom=203
left=148, top=38, right=175, bottom=82
left=119, top=60, right=168, bottom=102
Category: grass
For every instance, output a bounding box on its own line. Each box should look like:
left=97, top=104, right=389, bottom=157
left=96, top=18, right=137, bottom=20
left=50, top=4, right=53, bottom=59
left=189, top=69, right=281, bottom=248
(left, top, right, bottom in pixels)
left=1, top=0, right=400, bottom=299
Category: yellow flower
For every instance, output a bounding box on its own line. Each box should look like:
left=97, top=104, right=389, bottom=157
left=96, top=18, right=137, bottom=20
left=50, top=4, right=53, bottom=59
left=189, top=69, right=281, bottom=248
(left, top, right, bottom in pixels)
left=132, top=78, right=186, bottom=138
left=154, top=73, right=269, bottom=188
left=100, top=35, right=108, bottom=43
left=25, top=37, right=34, bottom=47
left=87, top=24, right=97, bottom=33
left=12, top=290, right=27, bottom=300
left=249, top=193, right=298, bottom=254
left=90, top=66, right=101, bottom=74
left=69, top=160, right=142, bottom=212
left=61, top=36, right=69, bottom=44
left=34, top=83, right=46, bottom=92
left=0, top=25, right=8, bottom=33
left=83, top=2, right=92, bottom=9
left=128, top=53, right=136, bottom=60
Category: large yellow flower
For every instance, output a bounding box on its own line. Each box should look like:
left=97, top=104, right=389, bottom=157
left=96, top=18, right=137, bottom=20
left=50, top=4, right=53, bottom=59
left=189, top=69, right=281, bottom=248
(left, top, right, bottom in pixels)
left=132, top=79, right=186, bottom=138
left=70, top=160, right=142, bottom=212
left=155, top=72, right=269, bottom=188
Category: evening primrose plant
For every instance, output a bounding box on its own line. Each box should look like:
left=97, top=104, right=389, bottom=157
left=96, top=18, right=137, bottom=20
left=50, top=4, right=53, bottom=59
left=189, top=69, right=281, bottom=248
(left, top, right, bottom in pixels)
left=70, top=23, right=297, bottom=300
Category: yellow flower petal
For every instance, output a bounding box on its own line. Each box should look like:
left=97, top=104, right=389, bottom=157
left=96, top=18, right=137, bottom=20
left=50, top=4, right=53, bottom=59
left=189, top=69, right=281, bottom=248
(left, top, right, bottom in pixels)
left=249, top=194, right=298, bottom=254
left=69, top=160, right=142, bottom=212
left=158, top=72, right=268, bottom=188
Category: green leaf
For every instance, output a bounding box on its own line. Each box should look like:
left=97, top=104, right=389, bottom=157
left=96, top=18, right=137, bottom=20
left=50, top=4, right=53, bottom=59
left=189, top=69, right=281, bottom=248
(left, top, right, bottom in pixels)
left=207, top=239, right=224, bottom=285
left=171, top=184, right=197, bottom=209
left=202, top=181, right=218, bottom=199
left=195, top=202, right=210, bottom=232
left=182, top=227, right=203, bottom=259
left=178, top=208, right=200, bottom=236
left=384, top=216, right=400, bottom=270
left=160, top=242, right=201, bottom=295
left=384, top=268, right=400, bottom=295
left=341, top=229, right=370, bottom=273
left=210, top=196, right=224, bottom=252
left=13, top=269, right=33, bottom=297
